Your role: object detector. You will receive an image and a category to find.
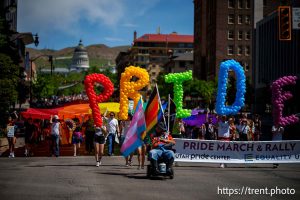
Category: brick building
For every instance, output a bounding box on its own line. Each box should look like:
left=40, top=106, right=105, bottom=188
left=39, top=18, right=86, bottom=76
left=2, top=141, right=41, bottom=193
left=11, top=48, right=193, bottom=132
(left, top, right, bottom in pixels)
left=129, top=31, right=193, bottom=85
left=193, top=0, right=253, bottom=81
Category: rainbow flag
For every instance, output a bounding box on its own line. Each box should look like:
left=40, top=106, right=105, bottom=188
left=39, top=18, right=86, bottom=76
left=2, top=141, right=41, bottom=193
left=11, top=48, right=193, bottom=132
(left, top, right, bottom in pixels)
left=121, top=98, right=146, bottom=157
left=144, top=85, right=166, bottom=139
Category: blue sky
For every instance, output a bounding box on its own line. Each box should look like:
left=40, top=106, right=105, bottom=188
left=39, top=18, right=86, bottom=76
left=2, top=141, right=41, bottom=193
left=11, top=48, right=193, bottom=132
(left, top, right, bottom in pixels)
left=18, top=0, right=194, bottom=50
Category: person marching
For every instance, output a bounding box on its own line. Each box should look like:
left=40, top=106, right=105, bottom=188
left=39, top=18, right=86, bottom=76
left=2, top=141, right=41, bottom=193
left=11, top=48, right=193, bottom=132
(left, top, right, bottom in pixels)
left=104, top=112, right=119, bottom=156
left=72, top=119, right=84, bottom=157
left=120, top=114, right=134, bottom=167
left=24, top=118, right=36, bottom=157
left=216, top=115, right=230, bottom=168
left=50, top=115, right=62, bottom=157
left=94, top=125, right=107, bottom=167
left=6, top=114, right=17, bottom=158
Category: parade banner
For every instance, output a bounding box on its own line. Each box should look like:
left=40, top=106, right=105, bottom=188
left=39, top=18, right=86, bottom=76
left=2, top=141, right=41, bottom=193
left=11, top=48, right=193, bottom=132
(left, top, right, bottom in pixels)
left=174, top=139, right=300, bottom=163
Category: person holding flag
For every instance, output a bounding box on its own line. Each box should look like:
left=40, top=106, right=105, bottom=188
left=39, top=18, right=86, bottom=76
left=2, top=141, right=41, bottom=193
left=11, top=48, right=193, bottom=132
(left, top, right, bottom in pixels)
left=120, top=97, right=146, bottom=162
left=149, top=122, right=175, bottom=175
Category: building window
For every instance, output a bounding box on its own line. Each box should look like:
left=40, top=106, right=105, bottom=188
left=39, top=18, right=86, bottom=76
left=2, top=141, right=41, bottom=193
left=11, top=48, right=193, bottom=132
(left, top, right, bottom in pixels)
left=238, top=0, right=243, bottom=9
left=228, top=14, right=235, bottom=24
left=228, top=0, right=235, bottom=8
left=245, top=31, right=251, bottom=40
left=227, top=45, right=234, bottom=55
left=245, top=46, right=250, bottom=56
left=238, top=15, right=243, bottom=24
left=228, top=30, right=234, bottom=40
left=238, top=31, right=243, bottom=40
left=244, top=62, right=249, bottom=71
left=237, top=46, right=243, bottom=55
left=246, top=0, right=250, bottom=9
left=245, top=15, right=250, bottom=24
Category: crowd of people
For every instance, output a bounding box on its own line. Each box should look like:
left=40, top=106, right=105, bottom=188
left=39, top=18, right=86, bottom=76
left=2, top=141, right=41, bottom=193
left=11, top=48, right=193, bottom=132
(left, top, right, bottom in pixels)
left=30, top=94, right=89, bottom=108
left=3, top=110, right=285, bottom=170
left=173, top=113, right=265, bottom=142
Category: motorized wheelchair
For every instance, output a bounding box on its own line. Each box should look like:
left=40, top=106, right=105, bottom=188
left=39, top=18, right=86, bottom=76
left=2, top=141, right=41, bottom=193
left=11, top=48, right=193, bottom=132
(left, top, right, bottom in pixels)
left=146, top=144, right=175, bottom=179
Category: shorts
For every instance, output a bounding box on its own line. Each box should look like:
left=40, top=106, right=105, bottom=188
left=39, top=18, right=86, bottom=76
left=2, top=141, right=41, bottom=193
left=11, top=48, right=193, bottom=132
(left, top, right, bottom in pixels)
left=72, top=135, right=83, bottom=144
left=72, top=132, right=83, bottom=144
left=94, top=135, right=105, bottom=144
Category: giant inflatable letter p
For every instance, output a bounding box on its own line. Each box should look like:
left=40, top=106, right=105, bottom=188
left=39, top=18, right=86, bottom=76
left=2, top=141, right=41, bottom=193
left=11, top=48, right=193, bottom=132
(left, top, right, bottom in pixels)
left=165, top=70, right=192, bottom=118
left=271, top=76, right=299, bottom=126
left=119, top=66, right=149, bottom=120
left=216, top=59, right=246, bottom=115
left=84, top=74, right=114, bottom=127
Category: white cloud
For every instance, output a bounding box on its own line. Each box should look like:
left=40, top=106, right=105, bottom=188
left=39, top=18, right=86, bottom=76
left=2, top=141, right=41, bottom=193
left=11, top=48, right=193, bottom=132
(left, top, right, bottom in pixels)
left=18, top=0, right=125, bottom=36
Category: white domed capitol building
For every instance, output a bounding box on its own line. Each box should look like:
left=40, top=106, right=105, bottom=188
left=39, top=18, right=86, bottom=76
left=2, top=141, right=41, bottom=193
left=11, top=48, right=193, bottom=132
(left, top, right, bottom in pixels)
left=70, top=39, right=89, bottom=71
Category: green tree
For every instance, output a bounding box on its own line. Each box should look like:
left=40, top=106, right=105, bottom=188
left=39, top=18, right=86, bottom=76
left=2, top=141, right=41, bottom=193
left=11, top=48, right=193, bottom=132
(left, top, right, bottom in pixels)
left=0, top=53, right=19, bottom=127
left=156, top=72, right=173, bottom=99
left=199, top=80, right=217, bottom=107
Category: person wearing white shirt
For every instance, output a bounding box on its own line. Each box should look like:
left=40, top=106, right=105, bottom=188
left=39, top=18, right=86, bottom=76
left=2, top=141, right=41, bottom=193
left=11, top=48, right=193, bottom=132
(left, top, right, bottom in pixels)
left=271, top=124, right=284, bottom=168
left=216, top=115, right=230, bottom=168
left=271, top=124, right=284, bottom=141
left=217, top=115, right=230, bottom=141
left=50, top=115, right=62, bottom=157
left=105, top=112, right=119, bottom=156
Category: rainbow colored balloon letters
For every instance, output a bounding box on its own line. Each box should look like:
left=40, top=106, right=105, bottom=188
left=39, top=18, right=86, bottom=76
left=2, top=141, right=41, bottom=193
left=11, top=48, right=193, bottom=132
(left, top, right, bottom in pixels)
left=216, top=59, right=246, bottom=115
left=271, top=76, right=299, bottom=126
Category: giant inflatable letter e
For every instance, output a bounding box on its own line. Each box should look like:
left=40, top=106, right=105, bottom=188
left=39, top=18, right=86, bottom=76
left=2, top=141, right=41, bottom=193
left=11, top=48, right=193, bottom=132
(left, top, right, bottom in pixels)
left=271, top=76, right=299, bottom=126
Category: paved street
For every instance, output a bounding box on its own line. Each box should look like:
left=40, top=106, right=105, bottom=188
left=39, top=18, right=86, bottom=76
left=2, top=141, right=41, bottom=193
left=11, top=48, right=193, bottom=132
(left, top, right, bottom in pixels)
left=0, top=156, right=299, bottom=200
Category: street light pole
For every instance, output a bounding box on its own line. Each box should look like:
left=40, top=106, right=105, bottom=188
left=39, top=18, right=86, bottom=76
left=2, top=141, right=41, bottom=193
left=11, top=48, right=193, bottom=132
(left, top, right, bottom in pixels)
left=29, top=59, right=33, bottom=104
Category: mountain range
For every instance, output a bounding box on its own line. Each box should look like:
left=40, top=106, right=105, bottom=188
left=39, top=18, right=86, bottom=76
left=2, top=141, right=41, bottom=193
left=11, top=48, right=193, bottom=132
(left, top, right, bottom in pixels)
left=26, top=44, right=130, bottom=68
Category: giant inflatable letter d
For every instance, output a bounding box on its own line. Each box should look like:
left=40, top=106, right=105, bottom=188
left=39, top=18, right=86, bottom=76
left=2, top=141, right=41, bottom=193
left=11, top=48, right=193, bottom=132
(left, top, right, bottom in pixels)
left=216, top=59, right=246, bottom=115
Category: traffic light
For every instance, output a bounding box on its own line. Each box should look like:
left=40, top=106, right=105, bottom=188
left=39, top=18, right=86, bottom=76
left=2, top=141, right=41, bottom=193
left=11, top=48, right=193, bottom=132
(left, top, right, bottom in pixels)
left=278, top=6, right=292, bottom=41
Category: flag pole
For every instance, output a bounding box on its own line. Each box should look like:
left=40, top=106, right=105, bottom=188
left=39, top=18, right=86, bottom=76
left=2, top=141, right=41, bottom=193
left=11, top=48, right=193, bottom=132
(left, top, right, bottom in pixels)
left=167, top=94, right=171, bottom=133
left=155, top=84, right=167, bottom=129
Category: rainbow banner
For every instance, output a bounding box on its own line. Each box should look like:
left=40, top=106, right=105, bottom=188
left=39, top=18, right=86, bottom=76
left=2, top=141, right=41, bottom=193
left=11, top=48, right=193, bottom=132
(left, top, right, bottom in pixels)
left=144, top=85, right=165, bottom=138
left=121, top=98, right=146, bottom=157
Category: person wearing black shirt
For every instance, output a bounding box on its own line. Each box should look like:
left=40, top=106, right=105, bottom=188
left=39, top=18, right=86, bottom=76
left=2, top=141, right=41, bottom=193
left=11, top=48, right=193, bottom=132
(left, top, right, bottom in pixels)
left=24, top=118, right=36, bottom=156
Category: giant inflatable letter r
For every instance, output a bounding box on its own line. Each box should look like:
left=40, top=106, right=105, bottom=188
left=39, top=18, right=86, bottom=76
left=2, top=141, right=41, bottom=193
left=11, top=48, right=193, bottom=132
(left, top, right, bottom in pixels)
left=119, top=66, right=149, bottom=120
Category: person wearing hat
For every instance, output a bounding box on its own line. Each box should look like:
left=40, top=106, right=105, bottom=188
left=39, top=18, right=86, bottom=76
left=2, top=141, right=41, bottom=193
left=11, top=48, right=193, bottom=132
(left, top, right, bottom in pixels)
left=94, top=125, right=107, bottom=167
left=149, top=122, right=175, bottom=175
left=236, top=118, right=250, bottom=141
left=50, top=115, right=62, bottom=157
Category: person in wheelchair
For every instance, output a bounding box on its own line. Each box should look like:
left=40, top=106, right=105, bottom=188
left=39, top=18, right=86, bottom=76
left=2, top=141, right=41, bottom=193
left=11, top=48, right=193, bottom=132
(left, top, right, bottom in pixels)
left=149, top=122, right=176, bottom=175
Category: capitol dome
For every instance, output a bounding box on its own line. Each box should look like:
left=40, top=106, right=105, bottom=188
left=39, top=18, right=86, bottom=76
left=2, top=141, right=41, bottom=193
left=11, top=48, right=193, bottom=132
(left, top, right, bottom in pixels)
left=70, top=39, right=89, bottom=71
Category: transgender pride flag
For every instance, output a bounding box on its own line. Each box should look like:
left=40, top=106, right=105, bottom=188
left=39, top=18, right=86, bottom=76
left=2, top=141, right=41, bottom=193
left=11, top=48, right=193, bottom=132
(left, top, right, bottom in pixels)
left=121, top=98, right=146, bottom=157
